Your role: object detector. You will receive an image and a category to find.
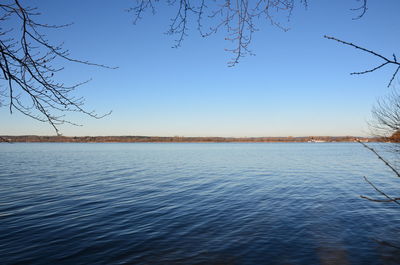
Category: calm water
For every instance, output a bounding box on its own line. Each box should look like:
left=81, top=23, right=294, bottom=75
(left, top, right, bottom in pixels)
left=1, top=143, right=399, bottom=264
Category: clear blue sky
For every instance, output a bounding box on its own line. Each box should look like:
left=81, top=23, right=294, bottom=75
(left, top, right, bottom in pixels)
left=1, top=0, right=399, bottom=137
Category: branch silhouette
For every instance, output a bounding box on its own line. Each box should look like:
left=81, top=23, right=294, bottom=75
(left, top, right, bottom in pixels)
left=351, top=0, right=368, bottom=20
left=0, top=0, right=115, bottom=134
left=324, top=36, right=400, bottom=87
left=129, top=0, right=308, bottom=66
left=357, top=141, right=400, bottom=206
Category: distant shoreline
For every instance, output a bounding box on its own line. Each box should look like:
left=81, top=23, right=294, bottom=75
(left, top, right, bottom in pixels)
left=0, top=135, right=385, bottom=143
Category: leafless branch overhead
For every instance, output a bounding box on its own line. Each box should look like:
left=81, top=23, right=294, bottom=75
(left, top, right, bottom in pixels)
left=0, top=0, right=114, bottom=134
left=324, top=35, right=400, bottom=88
left=351, top=0, right=368, bottom=20
left=129, top=0, right=308, bottom=66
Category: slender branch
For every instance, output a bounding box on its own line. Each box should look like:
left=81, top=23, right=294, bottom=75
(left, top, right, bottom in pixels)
left=324, top=35, right=400, bottom=87
left=360, top=176, right=400, bottom=206
left=130, top=0, right=302, bottom=66
left=358, top=141, right=400, bottom=206
left=358, top=140, right=400, bottom=178
left=351, top=0, right=368, bottom=20
left=0, top=0, right=114, bottom=134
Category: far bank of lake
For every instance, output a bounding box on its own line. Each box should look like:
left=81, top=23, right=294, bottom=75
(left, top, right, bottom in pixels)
left=0, top=135, right=382, bottom=143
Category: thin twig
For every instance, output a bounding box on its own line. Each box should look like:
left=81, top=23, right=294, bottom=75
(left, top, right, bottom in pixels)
left=360, top=176, right=400, bottom=205
left=357, top=141, right=400, bottom=206
left=0, top=0, right=114, bottom=134
left=358, top=140, right=400, bottom=178
left=129, top=0, right=303, bottom=66
left=325, top=35, right=400, bottom=87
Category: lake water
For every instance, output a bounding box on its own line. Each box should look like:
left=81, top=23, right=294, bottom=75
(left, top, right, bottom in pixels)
left=0, top=143, right=399, bottom=264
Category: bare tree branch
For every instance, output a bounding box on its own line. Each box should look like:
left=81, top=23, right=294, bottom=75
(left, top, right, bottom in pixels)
left=351, top=0, right=368, bottom=20
left=360, top=176, right=400, bottom=205
left=129, top=0, right=307, bottom=66
left=358, top=141, right=400, bottom=206
left=324, top=36, right=400, bottom=87
left=358, top=140, right=400, bottom=178
left=129, top=1, right=375, bottom=66
left=0, top=0, right=115, bottom=135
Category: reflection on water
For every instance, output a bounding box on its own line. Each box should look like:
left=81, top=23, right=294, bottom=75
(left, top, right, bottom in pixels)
left=0, top=143, right=399, bottom=264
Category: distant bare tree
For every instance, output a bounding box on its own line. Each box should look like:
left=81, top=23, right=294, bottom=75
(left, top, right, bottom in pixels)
left=0, top=0, right=113, bottom=135
left=369, top=88, right=400, bottom=138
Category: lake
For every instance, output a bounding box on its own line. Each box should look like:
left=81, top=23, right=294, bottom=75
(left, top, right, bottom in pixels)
left=0, top=143, right=399, bottom=264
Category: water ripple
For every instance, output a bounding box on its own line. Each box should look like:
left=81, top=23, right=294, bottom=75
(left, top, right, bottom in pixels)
left=0, top=143, right=399, bottom=264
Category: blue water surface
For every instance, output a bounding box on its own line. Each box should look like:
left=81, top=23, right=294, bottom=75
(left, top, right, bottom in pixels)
left=0, top=143, right=399, bottom=264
